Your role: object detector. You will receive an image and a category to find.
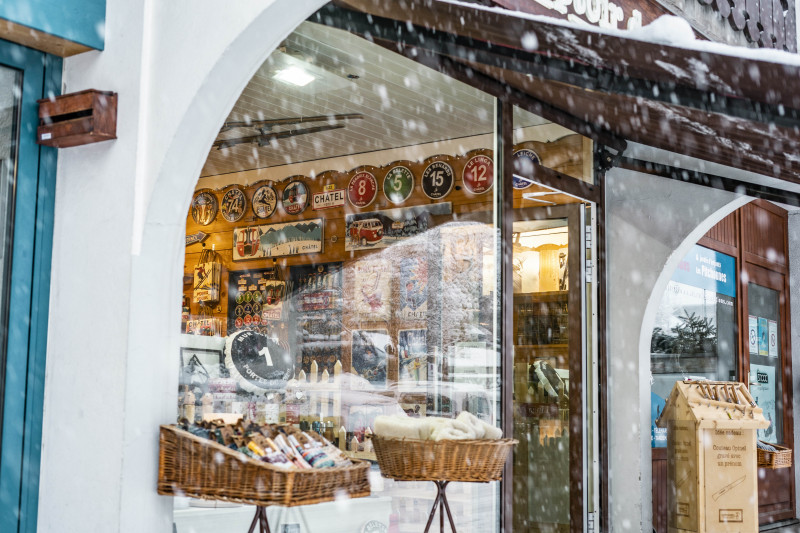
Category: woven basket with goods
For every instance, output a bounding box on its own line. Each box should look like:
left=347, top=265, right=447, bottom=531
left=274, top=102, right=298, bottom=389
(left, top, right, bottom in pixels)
left=757, top=440, right=793, bottom=470
left=157, top=422, right=370, bottom=507
left=372, top=435, right=516, bottom=482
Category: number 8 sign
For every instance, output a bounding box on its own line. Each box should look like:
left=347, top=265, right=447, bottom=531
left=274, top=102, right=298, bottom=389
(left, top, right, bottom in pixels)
left=462, top=154, right=494, bottom=194
left=348, top=171, right=378, bottom=208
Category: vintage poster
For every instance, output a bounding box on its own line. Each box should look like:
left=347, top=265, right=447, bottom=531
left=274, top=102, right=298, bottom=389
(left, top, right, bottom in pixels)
left=758, top=317, right=769, bottom=356
left=353, top=259, right=392, bottom=320
left=350, top=329, right=390, bottom=388
left=398, top=329, right=427, bottom=387
left=345, top=202, right=451, bottom=251
left=193, top=261, right=221, bottom=304
left=750, top=363, right=777, bottom=443
left=232, top=219, right=323, bottom=261
left=398, top=256, right=428, bottom=320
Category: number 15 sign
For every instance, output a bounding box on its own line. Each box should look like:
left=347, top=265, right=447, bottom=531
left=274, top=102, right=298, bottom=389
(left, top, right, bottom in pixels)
left=462, top=154, right=494, bottom=194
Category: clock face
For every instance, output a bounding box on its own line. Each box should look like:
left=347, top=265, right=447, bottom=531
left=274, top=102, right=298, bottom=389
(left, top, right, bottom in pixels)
left=360, top=520, right=388, bottom=533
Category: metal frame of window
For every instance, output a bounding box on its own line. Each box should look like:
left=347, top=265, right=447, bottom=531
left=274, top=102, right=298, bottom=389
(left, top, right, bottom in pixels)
left=0, top=38, right=61, bottom=533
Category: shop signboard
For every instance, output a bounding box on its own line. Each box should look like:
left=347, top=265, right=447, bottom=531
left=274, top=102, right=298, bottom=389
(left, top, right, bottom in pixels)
left=312, top=187, right=345, bottom=210
left=232, top=219, right=323, bottom=260
left=345, top=202, right=451, bottom=251
left=671, top=244, right=736, bottom=298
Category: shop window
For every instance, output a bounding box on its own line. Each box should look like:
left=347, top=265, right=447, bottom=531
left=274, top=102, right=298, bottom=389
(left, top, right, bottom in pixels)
left=649, top=244, right=738, bottom=448
left=747, top=283, right=783, bottom=444
left=177, top=20, right=503, bottom=532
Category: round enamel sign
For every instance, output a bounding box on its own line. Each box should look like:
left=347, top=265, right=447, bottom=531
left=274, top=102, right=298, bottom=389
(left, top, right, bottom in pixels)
left=383, top=166, right=414, bottom=204
left=348, top=171, right=378, bottom=208
left=191, top=190, right=218, bottom=226
left=252, top=184, right=278, bottom=219
left=462, top=155, right=494, bottom=194
left=512, top=149, right=541, bottom=190
left=421, top=161, right=454, bottom=199
left=225, top=330, right=294, bottom=391
left=221, top=188, right=247, bottom=223
left=281, top=180, right=309, bottom=215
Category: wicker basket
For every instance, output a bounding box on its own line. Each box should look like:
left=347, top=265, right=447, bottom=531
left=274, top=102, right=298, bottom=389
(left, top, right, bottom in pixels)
left=157, top=425, right=371, bottom=507
left=757, top=441, right=793, bottom=470
left=372, top=436, right=517, bottom=482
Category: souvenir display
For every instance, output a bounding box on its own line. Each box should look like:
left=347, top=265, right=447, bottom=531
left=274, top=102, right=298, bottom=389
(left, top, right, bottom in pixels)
left=193, top=246, right=222, bottom=304
left=252, top=183, right=278, bottom=219
left=398, top=329, right=427, bottom=387
left=462, top=154, right=494, bottom=194
left=292, top=263, right=343, bottom=376
left=421, top=160, right=454, bottom=199
left=351, top=329, right=390, bottom=388
left=347, top=170, right=378, bottom=208
left=185, top=317, right=223, bottom=337
left=382, top=166, right=414, bottom=204
left=224, top=329, right=294, bottom=392
left=221, top=187, right=247, bottom=222
left=281, top=179, right=309, bottom=215
left=191, top=190, right=218, bottom=226
left=512, top=149, right=540, bottom=189
left=227, top=269, right=287, bottom=335
left=345, top=203, right=451, bottom=251
left=232, top=219, right=323, bottom=260
left=353, top=259, right=392, bottom=321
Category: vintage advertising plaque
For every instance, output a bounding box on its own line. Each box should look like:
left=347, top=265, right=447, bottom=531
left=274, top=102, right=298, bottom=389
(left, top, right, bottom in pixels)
left=383, top=166, right=414, bottom=204
left=252, top=183, right=278, bottom=219
left=232, top=219, right=323, bottom=260
left=312, top=187, right=346, bottom=210
left=512, top=149, right=541, bottom=190
left=191, top=190, right=218, bottom=226
left=348, top=171, right=378, bottom=208
left=281, top=180, right=309, bottom=215
left=221, top=188, right=247, bottom=223
left=462, top=154, right=494, bottom=194
left=421, top=160, right=454, bottom=199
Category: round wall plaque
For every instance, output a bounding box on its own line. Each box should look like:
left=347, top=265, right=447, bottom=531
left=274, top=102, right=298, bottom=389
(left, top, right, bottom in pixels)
left=281, top=180, right=309, bottom=215
left=462, top=154, right=494, bottom=194
left=221, top=188, right=247, bottom=223
left=421, top=160, right=454, bottom=199
left=191, top=190, right=218, bottom=226
left=225, top=330, right=294, bottom=392
left=348, top=171, right=378, bottom=208
left=383, top=166, right=414, bottom=204
left=512, top=149, right=541, bottom=190
left=252, top=184, right=278, bottom=219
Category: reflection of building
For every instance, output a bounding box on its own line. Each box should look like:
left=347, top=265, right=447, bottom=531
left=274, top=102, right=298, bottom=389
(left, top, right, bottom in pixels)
left=2, top=1, right=800, bottom=532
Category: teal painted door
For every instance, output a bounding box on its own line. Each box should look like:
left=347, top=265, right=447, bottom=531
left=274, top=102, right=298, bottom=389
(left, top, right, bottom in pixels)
left=0, top=39, right=61, bottom=533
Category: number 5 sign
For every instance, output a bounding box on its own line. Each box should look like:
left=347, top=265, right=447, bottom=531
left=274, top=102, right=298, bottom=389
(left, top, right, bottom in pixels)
left=462, top=154, right=494, bottom=194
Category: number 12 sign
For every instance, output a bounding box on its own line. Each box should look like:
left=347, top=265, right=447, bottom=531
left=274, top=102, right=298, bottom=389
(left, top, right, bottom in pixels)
left=462, top=154, right=494, bottom=194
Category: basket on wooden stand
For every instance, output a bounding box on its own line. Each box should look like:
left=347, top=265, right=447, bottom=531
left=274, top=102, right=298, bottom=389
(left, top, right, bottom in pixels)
left=372, top=436, right=517, bottom=533
left=158, top=425, right=371, bottom=532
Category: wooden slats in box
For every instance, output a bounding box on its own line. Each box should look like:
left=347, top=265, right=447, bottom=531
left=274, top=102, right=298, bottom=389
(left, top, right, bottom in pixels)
left=37, top=89, right=117, bottom=148
left=157, top=425, right=371, bottom=507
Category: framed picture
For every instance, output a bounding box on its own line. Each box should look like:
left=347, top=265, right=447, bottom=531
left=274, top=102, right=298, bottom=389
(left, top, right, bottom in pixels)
left=350, top=329, right=391, bottom=388
left=398, top=328, right=427, bottom=388
left=179, top=347, right=226, bottom=393
left=232, top=219, right=324, bottom=261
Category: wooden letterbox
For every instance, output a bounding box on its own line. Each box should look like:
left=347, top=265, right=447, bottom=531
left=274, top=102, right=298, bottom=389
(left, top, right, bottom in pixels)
left=37, top=89, right=117, bottom=148
left=656, top=381, right=769, bottom=533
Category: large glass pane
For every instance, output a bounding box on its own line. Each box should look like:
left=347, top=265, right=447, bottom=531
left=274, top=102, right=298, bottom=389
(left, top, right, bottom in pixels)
left=511, top=106, right=594, bottom=532
left=649, top=245, right=738, bottom=448
left=748, top=283, right=783, bottom=444
left=176, top=20, right=501, bottom=533
left=0, top=65, right=21, bottom=442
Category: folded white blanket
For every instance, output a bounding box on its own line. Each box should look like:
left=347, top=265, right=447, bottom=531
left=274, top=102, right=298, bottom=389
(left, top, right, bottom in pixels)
left=374, top=412, right=503, bottom=441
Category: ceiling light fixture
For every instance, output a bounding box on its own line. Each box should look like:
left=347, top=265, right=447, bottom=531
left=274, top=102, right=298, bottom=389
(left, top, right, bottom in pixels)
left=273, top=66, right=315, bottom=87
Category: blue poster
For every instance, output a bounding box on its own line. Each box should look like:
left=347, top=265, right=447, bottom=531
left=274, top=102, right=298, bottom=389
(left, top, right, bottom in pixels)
left=651, top=392, right=667, bottom=448
left=671, top=244, right=736, bottom=297
left=758, top=317, right=769, bottom=356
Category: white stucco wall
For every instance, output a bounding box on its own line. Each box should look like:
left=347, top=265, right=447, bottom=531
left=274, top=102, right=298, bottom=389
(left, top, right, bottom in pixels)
left=38, top=1, right=329, bottom=531
left=604, top=168, right=749, bottom=532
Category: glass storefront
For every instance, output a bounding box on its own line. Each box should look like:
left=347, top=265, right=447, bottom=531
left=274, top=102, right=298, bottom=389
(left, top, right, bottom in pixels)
left=175, top=17, right=595, bottom=533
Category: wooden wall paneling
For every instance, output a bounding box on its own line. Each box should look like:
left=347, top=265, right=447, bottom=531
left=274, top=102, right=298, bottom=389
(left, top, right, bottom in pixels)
left=742, top=200, right=788, bottom=267
left=703, top=209, right=738, bottom=248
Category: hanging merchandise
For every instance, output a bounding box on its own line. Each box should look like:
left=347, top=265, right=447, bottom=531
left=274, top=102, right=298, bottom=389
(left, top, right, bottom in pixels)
left=194, top=245, right=222, bottom=304
left=185, top=304, right=223, bottom=337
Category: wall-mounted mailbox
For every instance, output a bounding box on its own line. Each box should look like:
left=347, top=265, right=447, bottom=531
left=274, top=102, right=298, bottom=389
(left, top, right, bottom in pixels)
left=37, top=89, right=117, bottom=148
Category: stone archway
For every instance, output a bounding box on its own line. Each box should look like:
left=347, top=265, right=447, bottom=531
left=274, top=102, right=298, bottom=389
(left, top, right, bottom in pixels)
left=604, top=166, right=751, bottom=531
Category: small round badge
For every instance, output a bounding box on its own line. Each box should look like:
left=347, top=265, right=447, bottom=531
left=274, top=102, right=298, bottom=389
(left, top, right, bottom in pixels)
left=191, top=190, right=218, bottom=226
left=252, top=183, right=278, bottom=219
left=421, top=161, right=454, bottom=199
left=221, top=188, right=247, bottom=223
left=383, top=166, right=414, bottom=204
left=281, top=180, right=309, bottom=215
left=513, top=149, right=541, bottom=190
left=462, top=154, right=494, bottom=194
left=348, top=171, right=378, bottom=208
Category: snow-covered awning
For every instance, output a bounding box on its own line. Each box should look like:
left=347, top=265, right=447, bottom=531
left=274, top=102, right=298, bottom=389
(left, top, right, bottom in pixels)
left=325, top=0, right=800, bottom=183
